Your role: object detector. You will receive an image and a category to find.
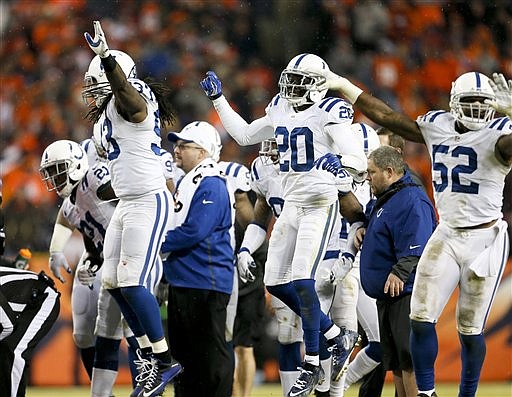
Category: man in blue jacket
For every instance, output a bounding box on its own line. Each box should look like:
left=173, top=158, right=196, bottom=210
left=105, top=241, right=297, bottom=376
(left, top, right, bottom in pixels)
left=357, top=146, right=437, bottom=397
left=162, top=121, right=234, bottom=397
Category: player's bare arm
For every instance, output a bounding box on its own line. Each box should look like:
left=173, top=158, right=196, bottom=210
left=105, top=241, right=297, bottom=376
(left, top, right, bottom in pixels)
left=84, top=20, right=147, bottom=123
left=496, top=134, right=512, bottom=166
left=253, top=194, right=273, bottom=228
left=235, top=191, right=255, bottom=229
left=338, top=191, right=366, bottom=224
left=319, top=71, right=424, bottom=144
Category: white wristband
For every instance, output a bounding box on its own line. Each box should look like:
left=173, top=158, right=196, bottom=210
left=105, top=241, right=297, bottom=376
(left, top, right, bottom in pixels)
left=49, top=223, right=73, bottom=253
left=338, top=77, right=364, bottom=104
left=240, top=223, right=267, bottom=254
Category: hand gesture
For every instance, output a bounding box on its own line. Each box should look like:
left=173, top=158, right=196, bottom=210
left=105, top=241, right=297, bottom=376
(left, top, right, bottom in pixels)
left=84, top=20, right=110, bottom=58
left=329, top=253, right=354, bottom=284
left=237, top=249, right=256, bottom=283
left=49, top=252, right=72, bottom=283
left=314, top=153, right=342, bottom=176
left=200, top=71, right=223, bottom=100
left=485, top=73, right=512, bottom=118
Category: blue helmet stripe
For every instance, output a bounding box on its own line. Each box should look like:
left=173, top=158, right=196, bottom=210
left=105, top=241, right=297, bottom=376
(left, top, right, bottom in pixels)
left=293, top=54, right=309, bottom=69
left=360, top=123, right=369, bottom=154
left=475, top=72, right=481, bottom=90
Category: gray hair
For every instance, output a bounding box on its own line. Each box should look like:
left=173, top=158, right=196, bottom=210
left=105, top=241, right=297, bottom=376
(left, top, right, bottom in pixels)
left=368, top=145, right=405, bottom=175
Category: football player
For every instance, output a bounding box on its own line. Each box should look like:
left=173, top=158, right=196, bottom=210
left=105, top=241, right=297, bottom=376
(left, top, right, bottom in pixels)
left=82, top=21, right=181, bottom=397
left=201, top=53, right=367, bottom=397
left=323, top=71, right=512, bottom=397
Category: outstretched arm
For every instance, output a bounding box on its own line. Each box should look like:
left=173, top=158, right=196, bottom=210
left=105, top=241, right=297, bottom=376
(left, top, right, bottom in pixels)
left=84, top=21, right=147, bottom=123
left=321, top=73, right=424, bottom=144
left=201, top=71, right=274, bottom=145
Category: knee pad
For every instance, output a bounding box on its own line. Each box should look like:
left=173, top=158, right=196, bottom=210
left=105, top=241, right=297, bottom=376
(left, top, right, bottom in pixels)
left=276, top=305, right=303, bottom=345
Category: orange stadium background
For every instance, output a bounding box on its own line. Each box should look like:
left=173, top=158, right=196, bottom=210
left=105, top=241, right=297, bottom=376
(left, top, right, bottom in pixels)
left=25, top=254, right=512, bottom=386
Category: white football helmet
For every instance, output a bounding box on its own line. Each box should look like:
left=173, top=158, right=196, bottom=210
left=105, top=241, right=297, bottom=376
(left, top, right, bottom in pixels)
left=40, top=140, right=89, bottom=198
left=449, top=72, right=496, bottom=131
left=350, top=122, right=380, bottom=156
left=82, top=50, right=137, bottom=108
left=259, top=138, right=279, bottom=166
left=279, top=53, right=330, bottom=107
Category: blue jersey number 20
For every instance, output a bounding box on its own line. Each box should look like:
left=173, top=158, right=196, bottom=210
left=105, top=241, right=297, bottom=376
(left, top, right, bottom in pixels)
left=432, top=145, right=479, bottom=194
left=275, top=126, right=314, bottom=172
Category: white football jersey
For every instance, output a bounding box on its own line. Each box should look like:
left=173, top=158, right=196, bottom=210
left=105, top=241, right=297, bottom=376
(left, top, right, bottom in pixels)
left=265, top=95, right=358, bottom=207
left=417, top=112, right=512, bottom=227
left=218, top=161, right=251, bottom=194
left=250, top=157, right=284, bottom=218
left=95, top=78, right=167, bottom=198
left=62, top=142, right=116, bottom=254
left=158, top=148, right=184, bottom=182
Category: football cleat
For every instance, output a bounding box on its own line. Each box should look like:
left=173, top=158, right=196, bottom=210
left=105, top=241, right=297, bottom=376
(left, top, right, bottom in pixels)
left=417, top=393, right=438, bottom=397
left=287, top=362, right=325, bottom=397
left=140, top=357, right=183, bottom=397
left=328, top=327, right=361, bottom=382
left=130, top=349, right=154, bottom=397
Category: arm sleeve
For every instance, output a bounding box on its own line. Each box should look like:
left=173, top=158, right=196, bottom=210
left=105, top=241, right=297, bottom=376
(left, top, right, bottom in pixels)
left=162, top=177, right=230, bottom=252
left=391, top=255, right=419, bottom=282
left=212, top=96, right=275, bottom=145
left=326, top=123, right=367, bottom=159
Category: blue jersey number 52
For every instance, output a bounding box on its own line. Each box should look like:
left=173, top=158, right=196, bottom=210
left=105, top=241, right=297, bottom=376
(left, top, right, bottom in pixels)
left=432, top=145, right=479, bottom=194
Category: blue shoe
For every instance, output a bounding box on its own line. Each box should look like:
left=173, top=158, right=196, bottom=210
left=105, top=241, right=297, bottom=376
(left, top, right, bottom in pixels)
left=328, top=327, right=360, bottom=382
left=140, top=357, right=183, bottom=397
left=287, top=362, right=325, bottom=397
left=130, top=349, right=154, bottom=397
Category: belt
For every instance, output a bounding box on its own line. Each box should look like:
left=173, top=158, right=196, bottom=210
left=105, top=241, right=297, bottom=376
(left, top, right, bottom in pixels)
left=455, top=219, right=497, bottom=230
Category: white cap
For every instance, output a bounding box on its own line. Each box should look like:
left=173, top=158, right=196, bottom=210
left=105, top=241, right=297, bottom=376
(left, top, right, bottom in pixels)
left=167, top=121, right=222, bottom=161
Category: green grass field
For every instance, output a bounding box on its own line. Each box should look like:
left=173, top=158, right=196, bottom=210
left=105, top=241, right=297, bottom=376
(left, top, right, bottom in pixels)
left=26, top=382, right=512, bottom=396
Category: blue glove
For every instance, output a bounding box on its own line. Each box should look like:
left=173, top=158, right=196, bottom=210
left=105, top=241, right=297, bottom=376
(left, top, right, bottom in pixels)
left=200, top=71, right=223, bottom=100
left=314, top=153, right=342, bottom=176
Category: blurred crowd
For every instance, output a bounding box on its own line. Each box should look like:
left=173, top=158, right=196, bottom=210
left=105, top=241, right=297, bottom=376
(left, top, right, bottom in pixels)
left=1, top=0, right=511, bottom=253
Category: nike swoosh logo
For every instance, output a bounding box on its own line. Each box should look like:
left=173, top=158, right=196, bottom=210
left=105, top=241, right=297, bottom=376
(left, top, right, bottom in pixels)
left=288, top=390, right=304, bottom=397
left=202, top=199, right=214, bottom=204
left=409, top=245, right=421, bottom=249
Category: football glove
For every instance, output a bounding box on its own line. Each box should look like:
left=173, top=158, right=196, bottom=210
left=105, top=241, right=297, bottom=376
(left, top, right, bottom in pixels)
left=77, top=263, right=96, bottom=288
left=237, top=249, right=256, bottom=283
left=485, top=72, right=512, bottom=118
left=329, top=253, right=354, bottom=284
left=49, top=252, right=72, bottom=283
left=314, top=153, right=342, bottom=176
left=316, top=71, right=363, bottom=104
left=84, top=20, right=111, bottom=58
left=200, top=71, right=223, bottom=100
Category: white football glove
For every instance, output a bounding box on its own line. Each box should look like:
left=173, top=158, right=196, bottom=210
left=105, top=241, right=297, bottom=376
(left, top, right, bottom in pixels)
left=84, top=20, right=111, bottom=58
left=485, top=73, right=512, bottom=118
left=329, top=254, right=354, bottom=284
left=49, top=252, right=72, bottom=283
left=237, top=249, right=256, bottom=284
left=77, top=263, right=96, bottom=287
left=317, top=71, right=363, bottom=104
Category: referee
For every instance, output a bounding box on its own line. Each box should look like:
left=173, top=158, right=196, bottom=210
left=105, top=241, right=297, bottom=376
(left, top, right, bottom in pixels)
left=0, top=264, right=61, bottom=397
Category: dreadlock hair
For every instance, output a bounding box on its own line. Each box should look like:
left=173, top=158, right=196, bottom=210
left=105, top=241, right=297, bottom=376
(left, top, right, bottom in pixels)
left=85, top=77, right=177, bottom=128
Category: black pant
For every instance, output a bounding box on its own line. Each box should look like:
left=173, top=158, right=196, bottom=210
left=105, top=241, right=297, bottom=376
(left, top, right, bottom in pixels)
left=167, top=286, right=232, bottom=397
left=0, top=277, right=60, bottom=397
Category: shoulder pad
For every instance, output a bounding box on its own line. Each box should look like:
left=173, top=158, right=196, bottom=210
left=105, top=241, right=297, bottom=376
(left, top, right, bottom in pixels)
left=488, top=117, right=512, bottom=132
left=317, top=97, right=354, bottom=122
left=416, top=110, right=448, bottom=124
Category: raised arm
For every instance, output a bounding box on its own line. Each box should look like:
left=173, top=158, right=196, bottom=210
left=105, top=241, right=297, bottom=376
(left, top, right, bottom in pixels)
left=84, top=21, right=147, bottom=122
left=321, top=72, right=424, bottom=144
left=201, top=71, right=274, bottom=146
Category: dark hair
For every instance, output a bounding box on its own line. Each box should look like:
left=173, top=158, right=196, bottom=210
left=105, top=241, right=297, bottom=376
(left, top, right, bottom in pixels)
left=85, top=77, right=177, bottom=127
left=376, top=126, right=405, bottom=152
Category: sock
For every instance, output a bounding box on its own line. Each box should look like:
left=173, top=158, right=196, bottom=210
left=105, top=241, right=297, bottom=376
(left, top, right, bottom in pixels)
left=330, top=371, right=346, bottom=397
left=293, top=279, right=321, bottom=355
left=280, top=370, right=300, bottom=395
left=345, top=346, right=380, bottom=388
left=323, top=323, right=341, bottom=341
left=418, top=389, right=436, bottom=396
left=315, top=357, right=331, bottom=392
left=94, top=336, right=121, bottom=370
left=80, top=346, right=96, bottom=380
left=410, top=320, right=437, bottom=391
left=91, top=368, right=117, bottom=397
left=126, top=336, right=139, bottom=387
left=459, top=333, right=486, bottom=397
left=108, top=288, right=146, bottom=336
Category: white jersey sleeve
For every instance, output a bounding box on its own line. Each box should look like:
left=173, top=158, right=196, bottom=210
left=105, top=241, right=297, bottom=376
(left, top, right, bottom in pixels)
left=417, top=111, right=512, bottom=227
left=218, top=161, right=251, bottom=193
left=250, top=157, right=285, bottom=218
left=212, top=95, right=274, bottom=145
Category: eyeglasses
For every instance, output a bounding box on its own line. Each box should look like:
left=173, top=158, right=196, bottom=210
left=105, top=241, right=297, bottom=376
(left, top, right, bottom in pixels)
left=174, top=143, right=204, bottom=151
